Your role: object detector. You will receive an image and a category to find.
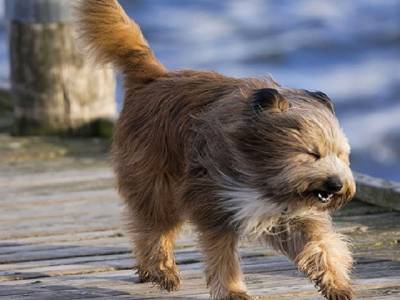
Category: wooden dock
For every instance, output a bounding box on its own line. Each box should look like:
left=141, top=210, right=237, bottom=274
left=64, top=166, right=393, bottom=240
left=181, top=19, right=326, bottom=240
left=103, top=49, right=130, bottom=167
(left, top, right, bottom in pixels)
left=1, top=153, right=399, bottom=299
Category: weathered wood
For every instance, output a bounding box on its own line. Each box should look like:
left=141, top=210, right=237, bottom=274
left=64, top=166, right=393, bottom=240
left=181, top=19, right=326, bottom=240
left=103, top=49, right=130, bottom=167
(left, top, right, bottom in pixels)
left=6, top=0, right=116, bottom=136
left=1, top=155, right=400, bottom=299
left=6, top=0, right=73, bottom=23
left=355, top=173, right=400, bottom=212
left=0, top=89, right=12, bottom=132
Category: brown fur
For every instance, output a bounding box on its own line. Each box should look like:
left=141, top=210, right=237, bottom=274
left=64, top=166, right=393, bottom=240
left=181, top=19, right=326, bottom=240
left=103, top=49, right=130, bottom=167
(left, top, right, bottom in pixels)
left=75, top=0, right=166, bottom=81
left=76, top=1, right=356, bottom=299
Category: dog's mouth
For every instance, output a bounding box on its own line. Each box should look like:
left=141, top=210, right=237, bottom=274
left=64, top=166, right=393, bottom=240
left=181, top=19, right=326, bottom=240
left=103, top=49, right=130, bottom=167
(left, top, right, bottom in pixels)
left=313, top=190, right=334, bottom=203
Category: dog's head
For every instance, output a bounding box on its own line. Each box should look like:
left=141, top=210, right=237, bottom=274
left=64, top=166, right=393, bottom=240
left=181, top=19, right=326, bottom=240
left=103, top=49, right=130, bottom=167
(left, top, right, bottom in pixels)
left=235, top=87, right=356, bottom=211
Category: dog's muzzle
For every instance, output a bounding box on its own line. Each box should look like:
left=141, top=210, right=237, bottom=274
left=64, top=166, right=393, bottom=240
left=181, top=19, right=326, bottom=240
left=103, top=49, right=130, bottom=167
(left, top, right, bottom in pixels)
left=312, top=176, right=343, bottom=203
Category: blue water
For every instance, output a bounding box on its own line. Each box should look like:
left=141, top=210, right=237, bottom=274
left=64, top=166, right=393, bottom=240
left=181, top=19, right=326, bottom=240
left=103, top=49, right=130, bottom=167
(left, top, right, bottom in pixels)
left=2, top=0, right=400, bottom=181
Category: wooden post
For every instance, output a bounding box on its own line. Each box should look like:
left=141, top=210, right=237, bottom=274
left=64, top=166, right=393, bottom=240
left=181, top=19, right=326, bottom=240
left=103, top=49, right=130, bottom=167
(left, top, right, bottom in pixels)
left=6, top=0, right=117, bottom=136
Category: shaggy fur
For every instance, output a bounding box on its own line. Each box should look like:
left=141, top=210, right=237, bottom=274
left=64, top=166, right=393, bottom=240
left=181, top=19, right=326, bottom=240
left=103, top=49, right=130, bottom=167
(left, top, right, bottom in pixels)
left=76, top=1, right=356, bottom=299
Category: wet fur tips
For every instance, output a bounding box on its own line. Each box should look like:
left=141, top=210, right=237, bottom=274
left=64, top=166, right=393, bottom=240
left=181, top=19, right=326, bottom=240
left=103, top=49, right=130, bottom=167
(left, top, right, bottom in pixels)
left=76, top=1, right=356, bottom=299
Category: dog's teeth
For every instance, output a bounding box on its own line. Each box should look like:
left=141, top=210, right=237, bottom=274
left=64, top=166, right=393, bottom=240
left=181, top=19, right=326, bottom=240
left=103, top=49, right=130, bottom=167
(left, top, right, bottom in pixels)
left=317, top=192, right=331, bottom=203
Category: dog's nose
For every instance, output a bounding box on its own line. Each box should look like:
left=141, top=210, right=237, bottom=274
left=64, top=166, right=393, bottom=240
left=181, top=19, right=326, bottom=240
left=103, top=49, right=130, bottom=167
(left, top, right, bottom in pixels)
left=324, top=176, right=343, bottom=193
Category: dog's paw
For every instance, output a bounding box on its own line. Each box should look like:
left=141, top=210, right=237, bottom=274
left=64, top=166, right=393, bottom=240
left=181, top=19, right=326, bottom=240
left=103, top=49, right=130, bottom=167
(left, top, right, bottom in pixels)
left=135, top=265, right=181, bottom=292
left=157, top=268, right=181, bottom=292
left=325, top=289, right=354, bottom=300
left=320, top=284, right=354, bottom=300
left=313, top=272, right=354, bottom=300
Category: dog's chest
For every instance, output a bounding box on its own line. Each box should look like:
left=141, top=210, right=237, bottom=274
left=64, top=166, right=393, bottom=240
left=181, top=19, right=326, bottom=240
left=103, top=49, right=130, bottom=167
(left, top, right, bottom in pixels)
left=219, top=182, right=286, bottom=238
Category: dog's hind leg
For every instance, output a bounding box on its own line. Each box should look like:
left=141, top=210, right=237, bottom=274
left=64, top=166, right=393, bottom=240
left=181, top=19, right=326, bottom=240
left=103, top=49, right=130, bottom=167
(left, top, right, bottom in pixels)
left=119, top=174, right=183, bottom=291
left=130, top=218, right=182, bottom=291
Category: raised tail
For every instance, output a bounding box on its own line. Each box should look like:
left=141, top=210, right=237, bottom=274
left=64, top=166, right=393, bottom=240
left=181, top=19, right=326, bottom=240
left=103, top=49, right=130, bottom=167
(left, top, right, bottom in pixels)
left=75, top=0, right=166, bottom=81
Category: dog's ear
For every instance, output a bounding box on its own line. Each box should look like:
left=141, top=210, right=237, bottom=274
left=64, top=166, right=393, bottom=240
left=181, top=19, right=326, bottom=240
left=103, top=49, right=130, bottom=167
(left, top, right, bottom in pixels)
left=251, top=88, right=290, bottom=114
left=305, top=90, right=335, bottom=114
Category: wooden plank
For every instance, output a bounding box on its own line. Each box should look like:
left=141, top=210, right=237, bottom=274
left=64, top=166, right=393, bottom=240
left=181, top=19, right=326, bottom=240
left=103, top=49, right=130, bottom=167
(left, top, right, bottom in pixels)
left=1, top=254, right=397, bottom=299
left=0, top=224, right=122, bottom=241
left=1, top=264, right=399, bottom=300
left=1, top=242, right=398, bottom=291
left=0, top=167, right=112, bottom=191
left=0, top=229, right=124, bottom=245
left=0, top=197, right=119, bottom=223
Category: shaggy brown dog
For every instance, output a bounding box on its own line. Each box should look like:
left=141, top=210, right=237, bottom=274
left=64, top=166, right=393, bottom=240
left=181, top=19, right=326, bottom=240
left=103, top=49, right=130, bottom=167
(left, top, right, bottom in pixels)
left=76, top=1, right=356, bottom=299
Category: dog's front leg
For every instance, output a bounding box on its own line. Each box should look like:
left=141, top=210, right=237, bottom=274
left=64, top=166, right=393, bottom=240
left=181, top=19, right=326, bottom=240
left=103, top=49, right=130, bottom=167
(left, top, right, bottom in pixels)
left=264, top=211, right=354, bottom=300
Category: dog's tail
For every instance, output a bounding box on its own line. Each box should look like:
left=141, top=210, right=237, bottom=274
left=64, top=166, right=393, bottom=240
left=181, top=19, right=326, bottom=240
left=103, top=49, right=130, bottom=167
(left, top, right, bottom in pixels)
left=75, top=0, right=166, bottom=81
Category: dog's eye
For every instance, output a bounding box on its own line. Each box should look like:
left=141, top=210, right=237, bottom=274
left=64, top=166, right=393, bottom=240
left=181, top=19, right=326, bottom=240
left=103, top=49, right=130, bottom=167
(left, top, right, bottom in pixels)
left=308, top=151, right=321, bottom=160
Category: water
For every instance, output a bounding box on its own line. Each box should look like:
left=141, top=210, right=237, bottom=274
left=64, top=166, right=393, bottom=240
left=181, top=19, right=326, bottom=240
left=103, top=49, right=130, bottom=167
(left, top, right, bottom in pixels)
left=2, top=0, right=400, bottom=181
